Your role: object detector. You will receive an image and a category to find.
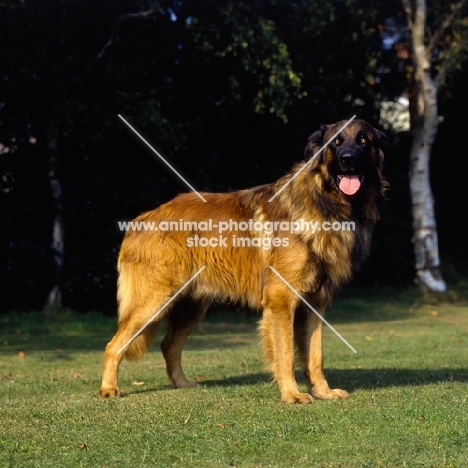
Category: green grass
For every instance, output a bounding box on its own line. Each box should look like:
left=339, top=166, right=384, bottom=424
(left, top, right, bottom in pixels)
left=1, top=287, right=468, bottom=467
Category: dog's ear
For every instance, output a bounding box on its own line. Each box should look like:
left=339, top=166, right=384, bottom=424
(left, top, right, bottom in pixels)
left=375, top=128, right=388, bottom=152
left=374, top=128, right=388, bottom=165
left=304, top=124, right=328, bottom=162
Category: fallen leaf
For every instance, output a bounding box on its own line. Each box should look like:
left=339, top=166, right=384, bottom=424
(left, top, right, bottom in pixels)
left=0, top=372, right=12, bottom=380
left=365, top=336, right=372, bottom=341
left=217, top=423, right=225, bottom=429
left=78, top=444, right=87, bottom=450
left=430, top=310, right=438, bottom=316
left=18, top=351, right=25, bottom=358
left=131, top=381, right=145, bottom=386
left=73, top=372, right=82, bottom=379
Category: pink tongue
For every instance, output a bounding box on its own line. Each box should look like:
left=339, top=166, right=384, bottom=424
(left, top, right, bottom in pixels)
left=339, top=175, right=361, bottom=195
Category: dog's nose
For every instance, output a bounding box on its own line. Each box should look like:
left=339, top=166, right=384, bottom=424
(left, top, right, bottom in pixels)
left=339, top=152, right=357, bottom=170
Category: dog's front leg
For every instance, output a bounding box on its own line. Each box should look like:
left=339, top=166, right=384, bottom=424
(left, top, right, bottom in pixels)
left=260, top=286, right=314, bottom=404
left=297, top=305, right=350, bottom=400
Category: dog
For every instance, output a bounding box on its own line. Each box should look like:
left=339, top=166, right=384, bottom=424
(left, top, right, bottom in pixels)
left=99, top=118, right=388, bottom=404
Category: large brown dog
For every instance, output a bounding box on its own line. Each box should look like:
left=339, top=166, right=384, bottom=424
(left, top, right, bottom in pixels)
left=100, top=118, right=388, bottom=404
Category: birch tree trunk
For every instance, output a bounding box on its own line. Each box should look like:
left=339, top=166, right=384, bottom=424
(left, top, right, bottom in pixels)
left=45, top=119, right=65, bottom=308
left=404, top=0, right=447, bottom=292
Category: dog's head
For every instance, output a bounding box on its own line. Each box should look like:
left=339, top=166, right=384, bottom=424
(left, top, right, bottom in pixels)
left=304, top=119, right=388, bottom=200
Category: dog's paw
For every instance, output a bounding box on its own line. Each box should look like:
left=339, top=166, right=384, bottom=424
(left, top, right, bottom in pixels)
left=172, top=378, right=201, bottom=389
left=99, top=387, right=124, bottom=398
left=174, top=381, right=201, bottom=389
left=282, top=392, right=315, bottom=404
left=312, top=388, right=349, bottom=400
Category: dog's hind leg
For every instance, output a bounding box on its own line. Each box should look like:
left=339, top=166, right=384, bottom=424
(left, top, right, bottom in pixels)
left=100, top=263, right=178, bottom=398
left=161, top=298, right=209, bottom=388
left=99, top=307, right=161, bottom=398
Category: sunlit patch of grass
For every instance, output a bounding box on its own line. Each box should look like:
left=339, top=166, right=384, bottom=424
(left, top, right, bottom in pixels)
left=1, top=288, right=467, bottom=467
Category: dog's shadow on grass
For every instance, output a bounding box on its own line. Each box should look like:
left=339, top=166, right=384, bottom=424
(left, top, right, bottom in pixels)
left=324, top=367, right=468, bottom=391
left=201, top=367, right=467, bottom=392
left=125, top=367, right=467, bottom=396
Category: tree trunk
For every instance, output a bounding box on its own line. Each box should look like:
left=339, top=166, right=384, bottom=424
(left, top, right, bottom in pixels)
left=45, top=119, right=65, bottom=309
left=405, top=0, right=447, bottom=292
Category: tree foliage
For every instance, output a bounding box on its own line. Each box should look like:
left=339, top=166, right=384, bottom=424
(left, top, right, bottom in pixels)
left=0, top=0, right=467, bottom=312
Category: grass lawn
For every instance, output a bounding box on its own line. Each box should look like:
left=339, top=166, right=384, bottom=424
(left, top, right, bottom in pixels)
left=1, top=286, right=467, bottom=467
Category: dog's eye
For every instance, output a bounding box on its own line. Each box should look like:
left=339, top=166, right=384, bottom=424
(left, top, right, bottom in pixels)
left=360, top=137, right=367, bottom=144
left=335, top=139, right=341, bottom=146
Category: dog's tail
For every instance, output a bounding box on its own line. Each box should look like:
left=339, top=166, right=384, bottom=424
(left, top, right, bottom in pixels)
left=116, top=260, right=161, bottom=361
left=121, top=321, right=159, bottom=361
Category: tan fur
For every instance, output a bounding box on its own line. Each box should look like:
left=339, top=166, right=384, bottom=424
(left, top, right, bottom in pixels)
left=99, top=119, right=388, bottom=403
